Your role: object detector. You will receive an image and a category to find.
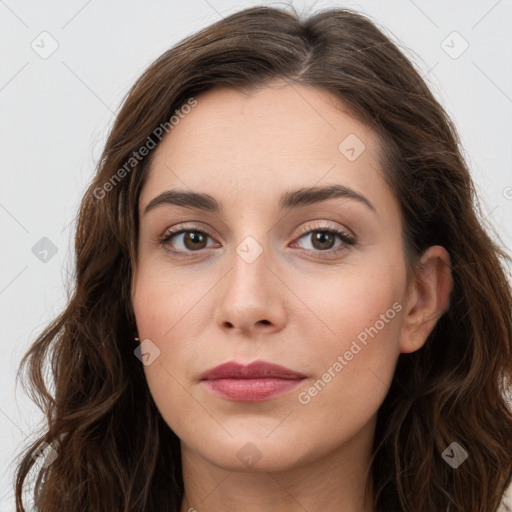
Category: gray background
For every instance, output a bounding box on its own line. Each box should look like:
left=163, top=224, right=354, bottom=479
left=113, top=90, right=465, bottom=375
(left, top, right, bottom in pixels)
left=1, top=0, right=511, bottom=509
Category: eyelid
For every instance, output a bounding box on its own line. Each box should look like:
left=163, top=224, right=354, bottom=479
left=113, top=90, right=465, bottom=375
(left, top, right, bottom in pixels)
left=158, top=221, right=221, bottom=244
left=294, top=220, right=354, bottom=239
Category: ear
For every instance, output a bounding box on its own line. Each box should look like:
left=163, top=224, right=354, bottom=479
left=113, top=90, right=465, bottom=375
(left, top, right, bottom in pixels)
left=399, top=245, right=453, bottom=354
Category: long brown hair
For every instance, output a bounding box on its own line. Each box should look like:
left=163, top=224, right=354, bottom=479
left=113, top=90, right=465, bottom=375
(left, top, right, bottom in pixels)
left=14, top=5, right=512, bottom=511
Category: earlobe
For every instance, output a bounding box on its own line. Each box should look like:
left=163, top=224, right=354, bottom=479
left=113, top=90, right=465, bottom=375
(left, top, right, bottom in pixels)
left=399, top=245, right=453, bottom=354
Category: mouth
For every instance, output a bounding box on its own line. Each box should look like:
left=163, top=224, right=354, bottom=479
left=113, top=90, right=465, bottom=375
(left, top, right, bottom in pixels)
left=199, top=360, right=307, bottom=402
left=202, top=377, right=306, bottom=402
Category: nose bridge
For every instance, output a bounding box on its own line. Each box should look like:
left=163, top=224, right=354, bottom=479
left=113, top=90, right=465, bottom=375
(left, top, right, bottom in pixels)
left=225, top=204, right=274, bottom=282
left=215, top=229, right=286, bottom=333
left=230, top=232, right=273, bottom=300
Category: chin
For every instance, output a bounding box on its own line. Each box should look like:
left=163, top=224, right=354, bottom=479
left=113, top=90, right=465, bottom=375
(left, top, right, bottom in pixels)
left=187, top=433, right=316, bottom=473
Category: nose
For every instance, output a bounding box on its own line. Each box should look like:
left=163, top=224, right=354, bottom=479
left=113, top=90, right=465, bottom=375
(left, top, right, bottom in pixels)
left=214, top=237, right=287, bottom=336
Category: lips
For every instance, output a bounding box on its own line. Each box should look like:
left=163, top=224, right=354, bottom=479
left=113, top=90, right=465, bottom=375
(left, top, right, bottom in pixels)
left=199, top=360, right=307, bottom=402
left=199, top=360, right=306, bottom=381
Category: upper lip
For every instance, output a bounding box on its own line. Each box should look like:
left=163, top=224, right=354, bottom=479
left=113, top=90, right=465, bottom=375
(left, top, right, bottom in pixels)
left=199, top=360, right=306, bottom=380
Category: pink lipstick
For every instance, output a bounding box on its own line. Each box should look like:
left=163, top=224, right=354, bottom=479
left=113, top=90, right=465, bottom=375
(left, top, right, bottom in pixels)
left=199, top=360, right=306, bottom=402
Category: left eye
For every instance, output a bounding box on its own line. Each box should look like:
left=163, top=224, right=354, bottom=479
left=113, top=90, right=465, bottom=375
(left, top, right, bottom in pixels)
left=295, top=228, right=354, bottom=252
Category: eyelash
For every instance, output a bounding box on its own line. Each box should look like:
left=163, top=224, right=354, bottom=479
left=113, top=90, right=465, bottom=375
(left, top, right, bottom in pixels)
left=158, top=222, right=357, bottom=260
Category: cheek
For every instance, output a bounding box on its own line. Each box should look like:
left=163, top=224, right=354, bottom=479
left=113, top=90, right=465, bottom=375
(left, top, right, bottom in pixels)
left=291, top=263, right=405, bottom=415
left=132, top=287, right=197, bottom=437
left=132, top=262, right=202, bottom=339
left=296, top=264, right=404, bottom=349
left=131, top=267, right=208, bottom=418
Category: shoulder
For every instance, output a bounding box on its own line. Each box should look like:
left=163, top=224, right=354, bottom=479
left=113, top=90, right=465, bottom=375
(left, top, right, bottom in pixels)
left=498, top=480, right=512, bottom=512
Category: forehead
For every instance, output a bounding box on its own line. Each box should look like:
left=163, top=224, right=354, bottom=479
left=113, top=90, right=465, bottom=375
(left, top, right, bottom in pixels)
left=140, top=83, right=390, bottom=215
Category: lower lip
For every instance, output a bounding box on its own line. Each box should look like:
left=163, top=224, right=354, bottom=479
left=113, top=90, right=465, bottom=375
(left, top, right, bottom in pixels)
left=202, top=378, right=305, bottom=402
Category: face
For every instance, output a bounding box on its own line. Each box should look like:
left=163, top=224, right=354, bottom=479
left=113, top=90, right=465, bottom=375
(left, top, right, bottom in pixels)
left=132, top=82, right=410, bottom=473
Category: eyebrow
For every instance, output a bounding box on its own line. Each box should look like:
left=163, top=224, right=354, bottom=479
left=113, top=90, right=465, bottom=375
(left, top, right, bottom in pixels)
left=143, top=184, right=376, bottom=215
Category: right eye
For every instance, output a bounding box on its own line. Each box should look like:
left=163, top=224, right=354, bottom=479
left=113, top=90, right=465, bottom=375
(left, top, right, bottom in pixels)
left=159, top=227, right=218, bottom=257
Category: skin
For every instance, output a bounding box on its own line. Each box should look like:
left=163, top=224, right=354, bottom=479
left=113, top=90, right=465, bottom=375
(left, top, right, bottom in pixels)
left=131, top=81, right=452, bottom=512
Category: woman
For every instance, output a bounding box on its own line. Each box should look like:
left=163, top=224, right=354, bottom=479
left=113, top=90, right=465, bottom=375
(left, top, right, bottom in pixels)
left=14, top=5, right=512, bottom=512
